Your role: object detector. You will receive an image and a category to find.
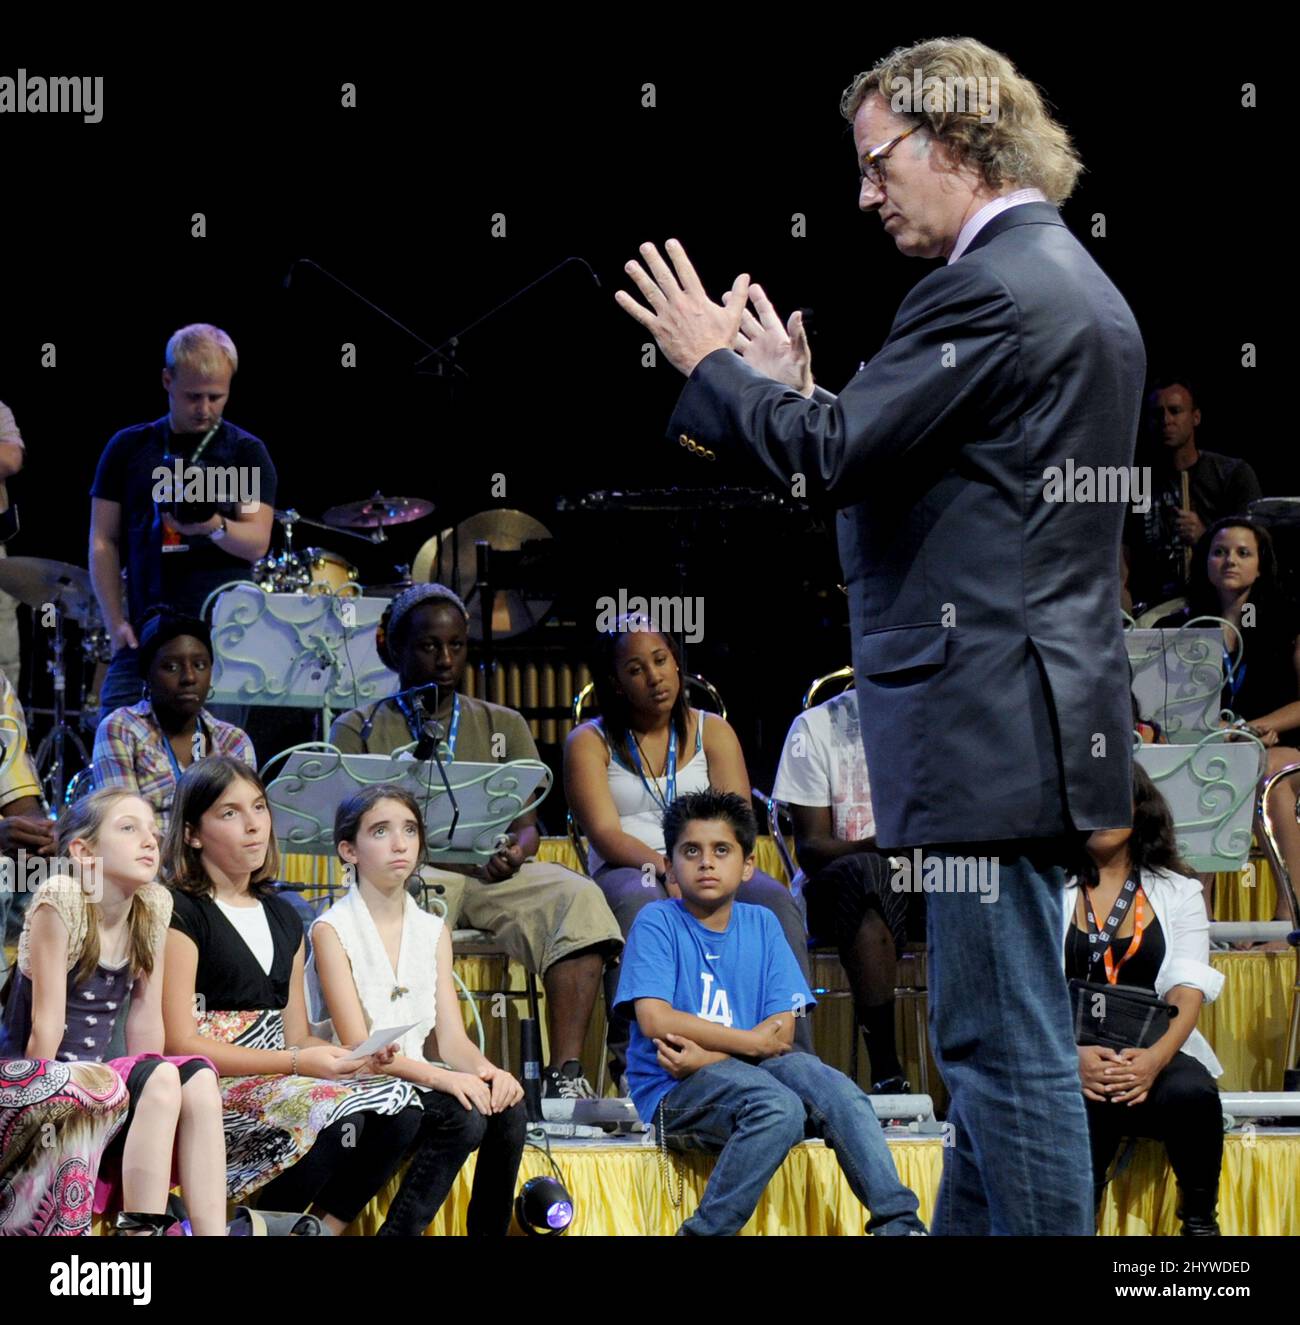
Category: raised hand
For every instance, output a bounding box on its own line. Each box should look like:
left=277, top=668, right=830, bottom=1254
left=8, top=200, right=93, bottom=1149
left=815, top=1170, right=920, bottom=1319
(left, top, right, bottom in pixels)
left=615, top=239, right=749, bottom=377
left=722, top=283, right=813, bottom=395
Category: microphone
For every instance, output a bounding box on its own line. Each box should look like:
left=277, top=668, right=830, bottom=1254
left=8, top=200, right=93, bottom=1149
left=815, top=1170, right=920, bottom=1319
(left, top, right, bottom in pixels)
left=412, top=688, right=444, bottom=761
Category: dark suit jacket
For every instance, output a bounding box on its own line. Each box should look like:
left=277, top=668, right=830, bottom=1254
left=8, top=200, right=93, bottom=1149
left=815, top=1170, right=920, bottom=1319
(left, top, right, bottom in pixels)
left=667, top=203, right=1145, bottom=848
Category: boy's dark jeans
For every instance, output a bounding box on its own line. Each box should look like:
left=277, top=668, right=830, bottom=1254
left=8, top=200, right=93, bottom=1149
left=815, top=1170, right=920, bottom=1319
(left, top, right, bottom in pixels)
left=658, top=1051, right=925, bottom=1236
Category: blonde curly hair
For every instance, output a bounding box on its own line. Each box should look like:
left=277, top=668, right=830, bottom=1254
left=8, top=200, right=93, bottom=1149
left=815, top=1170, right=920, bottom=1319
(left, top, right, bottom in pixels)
left=841, top=36, right=1083, bottom=204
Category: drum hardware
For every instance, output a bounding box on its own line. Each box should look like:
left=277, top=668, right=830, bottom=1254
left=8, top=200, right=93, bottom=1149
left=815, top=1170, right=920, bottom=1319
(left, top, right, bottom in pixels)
left=0, top=556, right=102, bottom=629
left=255, top=509, right=370, bottom=595
left=322, top=494, right=434, bottom=544
left=0, top=557, right=101, bottom=800
left=411, top=510, right=555, bottom=642
left=30, top=603, right=91, bottom=808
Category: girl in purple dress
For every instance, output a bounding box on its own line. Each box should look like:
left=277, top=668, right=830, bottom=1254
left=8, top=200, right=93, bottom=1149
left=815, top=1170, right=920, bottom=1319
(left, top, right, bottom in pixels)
left=1, top=789, right=227, bottom=1234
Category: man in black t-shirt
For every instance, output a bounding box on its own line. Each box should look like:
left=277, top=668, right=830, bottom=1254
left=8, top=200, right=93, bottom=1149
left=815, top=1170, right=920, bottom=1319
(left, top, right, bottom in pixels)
left=89, top=324, right=277, bottom=715
left=1123, top=377, right=1263, bottom=609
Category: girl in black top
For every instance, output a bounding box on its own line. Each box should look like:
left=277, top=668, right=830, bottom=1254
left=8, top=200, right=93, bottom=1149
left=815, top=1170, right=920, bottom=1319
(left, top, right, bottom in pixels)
left=161, top=756, right=421, bottom=1230
left=1159, top=517, right=1300, bottom=929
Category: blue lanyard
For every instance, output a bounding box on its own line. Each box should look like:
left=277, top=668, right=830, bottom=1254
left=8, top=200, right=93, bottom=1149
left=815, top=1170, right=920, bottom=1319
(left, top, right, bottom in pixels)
left=445, top=693, right=460, bottom=759
left=160, top=720, right=204, bottom=782
left=1224, top=646, right=1246, bottom=703
left=625, top=727, right=676, bottom=812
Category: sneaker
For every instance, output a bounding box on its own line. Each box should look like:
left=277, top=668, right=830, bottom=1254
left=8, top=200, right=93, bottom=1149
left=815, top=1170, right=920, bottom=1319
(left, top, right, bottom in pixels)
left=541, top=1060, right=597, bottom=1119
left=871, top=1075, right=911, bottom=1096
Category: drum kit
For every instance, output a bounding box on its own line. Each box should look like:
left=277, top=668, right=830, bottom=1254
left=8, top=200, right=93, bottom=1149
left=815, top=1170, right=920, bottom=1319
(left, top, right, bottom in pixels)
left=252, top=493, right=436, bottom=598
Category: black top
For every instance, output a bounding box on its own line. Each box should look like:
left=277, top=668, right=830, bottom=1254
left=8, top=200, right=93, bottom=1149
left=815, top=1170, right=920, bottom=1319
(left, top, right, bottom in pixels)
left=1066, top=906, right=1167, bottom=990
left=168, top=889, right=302, bottom=1011
left=1155, top=595, right=1300, bottom=742
left=90, top=415, right=278, bottom=629
left=1125, top=449, right=1263, bottom=604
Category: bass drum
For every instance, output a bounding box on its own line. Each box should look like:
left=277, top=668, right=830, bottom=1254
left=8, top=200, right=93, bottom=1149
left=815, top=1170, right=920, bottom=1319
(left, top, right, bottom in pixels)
left=303, top=547, right=360, bottom=597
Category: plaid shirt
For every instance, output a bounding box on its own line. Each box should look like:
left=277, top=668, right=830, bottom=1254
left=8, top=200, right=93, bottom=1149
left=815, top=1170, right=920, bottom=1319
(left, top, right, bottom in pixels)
left=92, top=700, right=255, bottom=832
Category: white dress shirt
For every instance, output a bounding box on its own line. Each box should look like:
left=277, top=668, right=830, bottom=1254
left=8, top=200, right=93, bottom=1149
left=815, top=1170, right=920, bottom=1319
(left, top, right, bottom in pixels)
left=948, top=187, right=1049, bottom=264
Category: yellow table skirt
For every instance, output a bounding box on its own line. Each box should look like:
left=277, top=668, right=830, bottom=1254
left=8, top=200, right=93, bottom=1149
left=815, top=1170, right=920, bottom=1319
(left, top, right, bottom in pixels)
left=341, top=1132, right=1298, bottom=1236
left=88, top=1133, right=1298, bottom=1235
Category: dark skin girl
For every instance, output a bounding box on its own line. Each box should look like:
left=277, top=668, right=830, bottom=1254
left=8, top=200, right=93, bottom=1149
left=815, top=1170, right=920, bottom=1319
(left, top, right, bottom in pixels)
left=393, top=600, right=604, bottom=1070
left=148, top=635, right=214, bottom=771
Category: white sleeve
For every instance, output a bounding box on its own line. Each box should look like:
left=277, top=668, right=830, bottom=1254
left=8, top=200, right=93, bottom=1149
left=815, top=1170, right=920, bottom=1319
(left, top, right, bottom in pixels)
left=772, top=711, right=832, bottom=807
left=1154, top=874, right=1224, bottom=1004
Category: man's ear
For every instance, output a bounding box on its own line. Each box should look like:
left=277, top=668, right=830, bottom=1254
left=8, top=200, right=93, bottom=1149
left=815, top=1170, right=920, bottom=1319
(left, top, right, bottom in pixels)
left=161, top=368, right=173, bottom=394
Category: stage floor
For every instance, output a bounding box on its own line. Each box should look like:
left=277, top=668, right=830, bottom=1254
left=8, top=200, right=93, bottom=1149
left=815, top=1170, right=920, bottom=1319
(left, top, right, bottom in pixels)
left=343, top=1131, right=1299, bottom=1237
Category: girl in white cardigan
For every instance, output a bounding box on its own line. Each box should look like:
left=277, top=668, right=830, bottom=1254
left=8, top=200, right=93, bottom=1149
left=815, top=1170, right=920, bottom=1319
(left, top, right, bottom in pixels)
left=312, top=784, right=526, bottom=1235
left=1065, top=764, right=1224, bottom=1235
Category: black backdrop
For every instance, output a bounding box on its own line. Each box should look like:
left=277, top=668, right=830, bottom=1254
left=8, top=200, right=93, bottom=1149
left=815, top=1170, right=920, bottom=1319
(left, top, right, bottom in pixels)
left=1, top=26, right=1281, bottom=796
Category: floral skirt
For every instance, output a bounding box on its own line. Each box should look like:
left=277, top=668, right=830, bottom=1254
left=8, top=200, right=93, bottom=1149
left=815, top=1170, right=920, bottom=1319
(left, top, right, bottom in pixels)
left=197, top=1009, right=419, bottom=1203
left=0, top=1058, right=129, bottom=1235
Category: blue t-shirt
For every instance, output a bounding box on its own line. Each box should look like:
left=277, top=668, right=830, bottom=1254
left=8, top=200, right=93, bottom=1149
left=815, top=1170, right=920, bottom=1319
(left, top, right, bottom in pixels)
left=614, top=899, right=816, bottom=1123
left=90, top=415, right=278, bottom=629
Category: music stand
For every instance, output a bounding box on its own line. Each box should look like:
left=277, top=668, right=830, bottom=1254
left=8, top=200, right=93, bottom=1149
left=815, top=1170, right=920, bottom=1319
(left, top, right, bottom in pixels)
left=208, top=586, right=398, bottom=731
left=265, top=747, right=551, bottom=866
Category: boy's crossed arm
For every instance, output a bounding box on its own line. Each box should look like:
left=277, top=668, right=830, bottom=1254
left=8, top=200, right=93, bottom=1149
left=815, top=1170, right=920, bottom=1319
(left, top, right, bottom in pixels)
left=635, top=998, right=797, bottom=1078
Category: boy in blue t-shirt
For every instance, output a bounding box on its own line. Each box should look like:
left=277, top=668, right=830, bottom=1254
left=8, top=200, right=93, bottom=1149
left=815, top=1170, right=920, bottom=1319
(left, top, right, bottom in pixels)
left=615, top=789, right=926, bottom=1236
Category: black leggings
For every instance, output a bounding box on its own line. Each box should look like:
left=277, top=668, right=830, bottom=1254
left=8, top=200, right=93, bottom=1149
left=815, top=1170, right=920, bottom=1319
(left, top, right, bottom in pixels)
left=1086, top=1050, right=1223, bottom=1200
left=257, top=1107, right=423, bottom=1225
left=379, top=1092, right=528, bottom=1237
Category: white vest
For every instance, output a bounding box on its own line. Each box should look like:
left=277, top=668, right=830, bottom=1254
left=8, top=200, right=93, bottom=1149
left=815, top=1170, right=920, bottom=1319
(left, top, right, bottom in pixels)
left=311, top=886, right=443, bottom=1062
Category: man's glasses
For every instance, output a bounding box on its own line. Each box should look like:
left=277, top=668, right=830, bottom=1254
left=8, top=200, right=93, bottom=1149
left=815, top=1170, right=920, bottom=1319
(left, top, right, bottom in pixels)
left=858, top=122, right=924, bottom=191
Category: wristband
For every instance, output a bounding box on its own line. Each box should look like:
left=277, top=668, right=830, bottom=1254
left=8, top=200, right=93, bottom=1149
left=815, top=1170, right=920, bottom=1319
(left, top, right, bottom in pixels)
left=289, top=1045, right=300, bottom=1076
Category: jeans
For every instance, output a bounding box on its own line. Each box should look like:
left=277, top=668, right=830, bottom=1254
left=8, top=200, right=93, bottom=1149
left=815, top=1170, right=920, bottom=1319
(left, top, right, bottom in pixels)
left=924, top=837, right=1093, bottom=1235
left=379, top=1092, right=527, bottom=1237
left=658, top=1052, right=925, bottom=1236
left=98, top=647, right=145, bottom=718
left=597, top=863, right=814, bottom=1079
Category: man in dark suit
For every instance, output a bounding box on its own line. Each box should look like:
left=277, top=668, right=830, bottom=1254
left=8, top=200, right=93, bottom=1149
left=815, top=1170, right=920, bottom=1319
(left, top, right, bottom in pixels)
left=616, top=37, right=1146, bottom=1234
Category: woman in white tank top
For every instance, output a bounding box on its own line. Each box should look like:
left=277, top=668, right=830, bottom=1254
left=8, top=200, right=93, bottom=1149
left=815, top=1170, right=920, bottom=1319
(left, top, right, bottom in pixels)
left=311, top=784, right=526, bottom=1236
left=563, top=615, right=814, bottom=1083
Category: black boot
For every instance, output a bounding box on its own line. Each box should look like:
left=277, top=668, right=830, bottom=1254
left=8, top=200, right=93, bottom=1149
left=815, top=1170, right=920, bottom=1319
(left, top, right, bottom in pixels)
left=1176, top=1187, right=1221, bottom=1236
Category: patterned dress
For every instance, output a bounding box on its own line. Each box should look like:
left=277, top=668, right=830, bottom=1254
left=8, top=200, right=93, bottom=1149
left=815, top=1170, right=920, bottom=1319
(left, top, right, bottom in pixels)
left=170, top=889, right=419, bottom=1202
left=0, top=877, right=215, bottom=1215
left=0, top=1057, right=128, bottom=1235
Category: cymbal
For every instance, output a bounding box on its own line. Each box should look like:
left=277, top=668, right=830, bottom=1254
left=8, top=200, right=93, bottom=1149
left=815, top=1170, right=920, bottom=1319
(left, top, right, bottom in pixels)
left=412, top=509, right=554, bottom=640
left=1248, top=497, right=1300, bottom=525
left=0, top=557, right=101, bottom=627
left=322, top=494, right=435, bottom=530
